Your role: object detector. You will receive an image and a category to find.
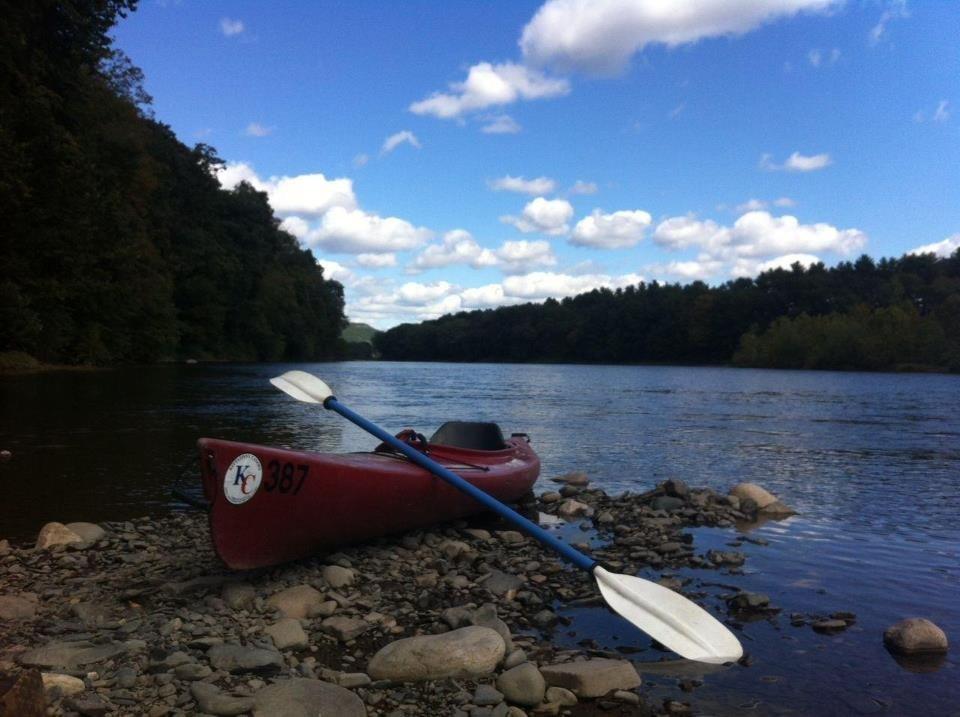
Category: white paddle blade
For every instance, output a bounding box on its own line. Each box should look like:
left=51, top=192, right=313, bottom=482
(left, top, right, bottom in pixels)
left=270, top=371, right=333, bottom=404
left=594, top=566, right=743, bottom=664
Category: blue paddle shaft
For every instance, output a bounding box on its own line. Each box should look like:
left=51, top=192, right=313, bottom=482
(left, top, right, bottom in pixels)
left=325, top=397, right=597, bottom=573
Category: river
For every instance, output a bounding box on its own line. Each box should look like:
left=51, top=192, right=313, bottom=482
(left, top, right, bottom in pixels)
left=1, top=362, right=957, bottom=713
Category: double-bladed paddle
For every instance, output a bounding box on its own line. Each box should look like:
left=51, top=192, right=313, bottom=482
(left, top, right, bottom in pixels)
left=270, top=370, right=743, bottom=665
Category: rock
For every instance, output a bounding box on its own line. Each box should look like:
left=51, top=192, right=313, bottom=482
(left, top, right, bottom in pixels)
left=729, top=592, right=770, bottom=611
left=73, top=601, right=114, bottom=628
left=35, top=522, right=83, bottom=550
left=540, top=492, right=562, bottom=504
left=662, top=479, right=689, bottom=497
left=539, top=659, right=641, bottom=698
left=812, top=619, right=848, bottom=633
left=222, top=582, right=256, bottom=610
left=266, top=584, right=323, bottom=619
left=556, top=499, right=593, bottom=519
left=497, top=531, right=525, bottom=545
left=532, top=609, right=557, bottom=628
left=760, top=500, right=796, bottom=517
left=0, top=593, right=38, bottom=620
left=40, top=672, right=85, bottom=697
left=336, top=672, right=371, bottom=688
left=707, top=550, right=745, bottom=567
left=613, top=689, right=640, bottom=705
left=174, top=663, right=212, bottom=681
left=322, top=616, right=370, bottom=642
left=64, top=522, right=106, bottom=544
left=252, top=678, right=366, bottom=717
left=265, top=618, right=309, bottom=650
left=474, top=684, right=505, bottom=706
left=497, top=663, right=545, bottom=707
left=463, top=528, right=491, bottom=541
left=0, top=449, right=11, bottom=461
left=503, top=648, right=527, bottom=669
left=322, top=565, right=356, bottom=589
left=207, top=644, right=283, bottom=674
left=442, top=606, right=474, bottom=629
left=312, top=600, right=338, bottom=618
left=17, top=641, right=126, bottom=670
left=552, top=471, right=589, bottom=486
left=368, top=626, right=506, bottom=681
left=190, top=682, right=255, bottom=716
left=729, top=483, right=794, bottom=515
left=651, top=496, right=685, bottom=512
left=0, top=538, right=9, bottom=555
left=65, top=693, right=108, bottom=716
left=480, top=569, right=524, bottom=597
left=471, top=603, right=513, bottom=651
left=883, top=618, right=949, bottom=655
left=545, top=686, right=578, bottom=706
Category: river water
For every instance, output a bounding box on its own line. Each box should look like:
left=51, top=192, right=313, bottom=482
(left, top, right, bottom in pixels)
left=1, top=362, right=958, bottom=713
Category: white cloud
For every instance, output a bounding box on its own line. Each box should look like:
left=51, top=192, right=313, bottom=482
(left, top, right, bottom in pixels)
left=279, top=216, right=310, bottom=239
left=461, top=284, right=519, bottom=309
left=408, top=230, right=499, bottom=272
left=760, top=151, right=833, bottom=172
left=933, top=100, right=951, bottom=123
left=481, top=115, right=522, bottom=134
left=569, top=180, right=598, bottom=195
left=220, top=17, right=244, bottom=36
left=668, top=102, right=685, bottom=119
left=502, top=197, right=574, bottom=235
left=728, top=211, right=865, bottom=258
left=734, top=197, right=796, bottom=212
left=357, top=253, right=397, bottom=268
left=773, top=197, right=796, bottom=207
left=216, top=162, right=357, bottom=217
left=353, top=153, right=370, bottom=167
left=570, top=209, right=652, bottom=248
left=869, top=0, right=909, bottom=45
left=646, top=258, right=725, bottom=281
left=502, top=271, right=642, bottom=300
left=495, top=239, right=557, bottom=274
left=244, top=122, right=272, bottom=137
left=734, top=253, right=822, bottom=277
left=520, top=0, right=839, bottom=74
left=308, top=206, right=432, bottom=254
left=654, top=216, right=729, bottom=251
left=907, top=234, right=960, bottom=258
left=381, top=130, right=422, bottom=155
left=807, top=47, right=840, bottom=67
left=489, top=175, right=556, bottom=195
left=409, top=62, right=569, bottom=119
left=316, top=259, right=354, bottom=285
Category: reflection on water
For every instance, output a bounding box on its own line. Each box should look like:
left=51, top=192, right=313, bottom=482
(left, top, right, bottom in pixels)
left=1, top=362, right=958, bottom=712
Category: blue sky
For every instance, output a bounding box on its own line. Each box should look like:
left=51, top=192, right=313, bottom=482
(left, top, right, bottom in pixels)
left=114, top=1, right=959, bottom=328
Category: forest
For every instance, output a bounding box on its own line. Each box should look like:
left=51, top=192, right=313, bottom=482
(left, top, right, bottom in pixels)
left=0, top=1, right=345, bottom=365
left=375, top=253, right=960, bottom=372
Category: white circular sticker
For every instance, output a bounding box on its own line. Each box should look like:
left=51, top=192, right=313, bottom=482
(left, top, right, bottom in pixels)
left=223, top=453, right=263, bottom=505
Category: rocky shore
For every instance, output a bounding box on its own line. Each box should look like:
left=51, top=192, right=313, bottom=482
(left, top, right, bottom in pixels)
left=2, top=476, right=803, bottom=716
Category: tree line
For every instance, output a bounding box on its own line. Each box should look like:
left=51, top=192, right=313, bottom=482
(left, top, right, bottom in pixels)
left=0, top=1, right=345, bottom=365
left=375, top=253, right=960, bottom=372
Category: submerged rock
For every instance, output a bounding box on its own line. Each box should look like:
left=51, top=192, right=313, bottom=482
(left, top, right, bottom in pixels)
left=729, top=483, right=795, bottom=516
left=884, top=618, right=948, bottom=655
left=367, top=626, right=506, bottom=681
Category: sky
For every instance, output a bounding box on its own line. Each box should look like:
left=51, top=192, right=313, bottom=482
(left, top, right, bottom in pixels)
left=114, top=0, right=960, bottom=329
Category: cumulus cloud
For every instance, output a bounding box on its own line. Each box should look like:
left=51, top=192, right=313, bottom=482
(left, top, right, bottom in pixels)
left=645, top=258, right=726, bottom=281
left=357, top=253, right=397, bottom=268
left=502, top=271, right=642, bottom=300
left=502, top=197, right=574, bottom=235
left=733, top=253, right=822, bottom=277
left=381, top=130, right=422, bottom=155
left=408, top=230, right=499, bottom=273
left=481, top=115, right=522, bottom=134
left=409, top=62, right=569, bottom=119
left=654, top=216, right=729, bottom=252
left=520, top=0, right=838, bottom=74
left=216, top=162, right=357, bottom=216
left=569, top=180, right=598, bottom=195
left=489, top=175, right=556, bottom=195
left=316, top=259, right=355, bottom=285
left=495, top=239, right=557, bottom=274
left=907, top=234, right=960, bottom=258
left=570, top=209, right=652, bottom=248
left=760, top=151, right=833, bottom=172
left=307, top=206, right=432, bottom=254
left=244, top=122, right=273, bottom=137
left=279, top=216, right=310, bottom=239
left=220, top=17, right=244, bottom=36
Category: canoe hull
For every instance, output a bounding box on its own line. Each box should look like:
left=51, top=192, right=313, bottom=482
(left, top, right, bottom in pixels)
left=198, top=436, right=540, bottom=570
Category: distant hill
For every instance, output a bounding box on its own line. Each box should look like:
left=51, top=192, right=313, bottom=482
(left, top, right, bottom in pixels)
left=342, top=323, right=377, bottom=344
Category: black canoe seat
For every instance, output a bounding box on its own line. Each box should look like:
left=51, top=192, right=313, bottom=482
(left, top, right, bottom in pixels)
left=430, top=421, right=507, bottom=451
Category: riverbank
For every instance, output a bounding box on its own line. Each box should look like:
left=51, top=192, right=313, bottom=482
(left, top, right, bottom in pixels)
left=1, top=478, right=801, bottom=716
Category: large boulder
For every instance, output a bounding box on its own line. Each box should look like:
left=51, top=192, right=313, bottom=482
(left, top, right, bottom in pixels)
left=35, top=522, right=83, bottom=550
left=368, top=626, right=505, bottom=681
left=729, top=483, right=795, bottom=516
left=252, top=678, right=365, bottom=717
left=539, top=658, right=641, bottom=698
left=884, top=618, right=948, bottom=655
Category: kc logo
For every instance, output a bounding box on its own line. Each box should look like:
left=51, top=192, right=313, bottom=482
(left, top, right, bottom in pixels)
left=224, top=454, right=263, bottom=505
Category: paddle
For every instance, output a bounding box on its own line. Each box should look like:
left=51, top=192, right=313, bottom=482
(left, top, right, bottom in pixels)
left=270, top=370, right=743, bottom=664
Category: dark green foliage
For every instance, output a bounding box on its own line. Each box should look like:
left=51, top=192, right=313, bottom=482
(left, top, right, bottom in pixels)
left=376, top=254, right=960, bottom=372
left=0, top=0, right=344, bottom=364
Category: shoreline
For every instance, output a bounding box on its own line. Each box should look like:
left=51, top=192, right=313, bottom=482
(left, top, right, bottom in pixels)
left=0, top=479, right=851, bottom=716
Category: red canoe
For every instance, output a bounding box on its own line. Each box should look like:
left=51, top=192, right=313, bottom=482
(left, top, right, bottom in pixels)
left=198, top=422, right=540, bottom=570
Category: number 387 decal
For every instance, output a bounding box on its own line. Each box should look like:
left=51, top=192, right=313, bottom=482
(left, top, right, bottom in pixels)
left=265, top=460, right=309, bottom=495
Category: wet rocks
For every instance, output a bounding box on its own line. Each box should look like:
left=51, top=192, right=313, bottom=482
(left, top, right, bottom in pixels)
left=883, top=618, right=949, bottom=654
left=729, top=482, right=795, bottom=517
left=539, top=658, right=641, bottom=698
left=206, top=643, right=284, bottom=674
left=190, top=682, right=255, bottom=716
left=556, top=499, right=593, bottom=520
left=368, top=626, right=506, bottom=681
left=497, top=662, right=546, bottom=707
left=252, top=678, right=366, bottom=717
left=552, top=471, right=589, bottom=486
left=35, top=521, right=83, bottom=550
